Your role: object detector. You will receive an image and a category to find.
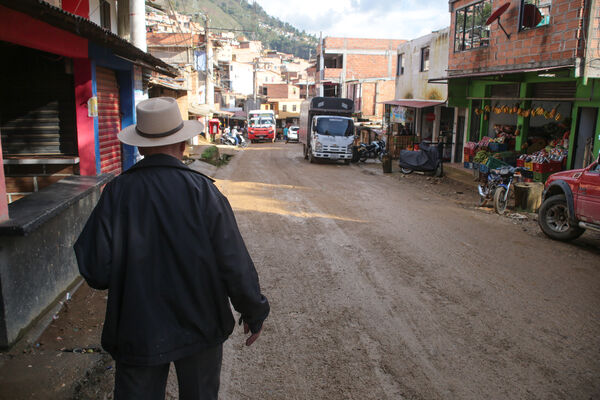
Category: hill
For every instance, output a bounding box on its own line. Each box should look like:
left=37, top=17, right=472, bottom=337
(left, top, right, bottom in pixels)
left=168, top=0, right=317, bottom=59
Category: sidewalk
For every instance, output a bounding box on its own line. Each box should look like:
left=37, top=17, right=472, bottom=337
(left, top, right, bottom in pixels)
left=443, top=162, right=479, bottom=189
left=0, top=282, right=113, bottom=400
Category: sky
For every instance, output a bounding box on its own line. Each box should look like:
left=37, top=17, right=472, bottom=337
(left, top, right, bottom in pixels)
left=254, top=0, right=450, bottom=41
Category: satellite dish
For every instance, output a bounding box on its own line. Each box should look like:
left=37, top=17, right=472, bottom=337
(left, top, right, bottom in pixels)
left=522, top=3, right=543, bottom=28
left=485, top=2, right=511, bottom=39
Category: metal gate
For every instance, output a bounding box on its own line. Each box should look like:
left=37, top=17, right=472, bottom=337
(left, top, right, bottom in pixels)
left=96, top=67, right=122, bottom=175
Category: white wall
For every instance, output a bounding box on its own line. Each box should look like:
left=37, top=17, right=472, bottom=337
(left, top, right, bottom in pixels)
left=89, top=0, right=118, bottom=33
left=230, top=62, right=254, bottom=95
left=395, top=28, right=449, bottom=101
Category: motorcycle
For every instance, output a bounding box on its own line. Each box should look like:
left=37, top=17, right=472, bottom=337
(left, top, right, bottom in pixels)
left=398, top=142, right=443, bottom=177
left=358, top=139, right=386, bottom=162
left=220, top=132, right=236, bottom=146
left=478, top=166, right=525, bottom=214
left=236, top=133, right=249, bottom=148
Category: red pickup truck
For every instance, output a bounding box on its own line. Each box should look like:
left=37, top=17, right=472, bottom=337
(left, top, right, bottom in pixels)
left=538, top=155, right=600, bottom=241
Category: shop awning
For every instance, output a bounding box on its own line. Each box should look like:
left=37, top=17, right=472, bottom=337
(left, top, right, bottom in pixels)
left=189, top=103, right=217, bottom=116
left=434, top=64, right=574, bottom=81
left=381, top=99, right=446, bottom=108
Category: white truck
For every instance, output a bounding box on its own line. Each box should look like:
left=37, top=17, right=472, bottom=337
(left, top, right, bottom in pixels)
left=299, top=97, right=355, bottom=164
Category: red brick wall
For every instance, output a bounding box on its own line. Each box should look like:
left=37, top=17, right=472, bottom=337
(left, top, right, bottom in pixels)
left=324, top=37, right=405, bottom=50
left=264, top=84, right=300, bottom=99
left=359, top=80, right=396, bottom=117
left=448, top=0, right=586, bottom=75
left=346, top=54, right=394, bottom=79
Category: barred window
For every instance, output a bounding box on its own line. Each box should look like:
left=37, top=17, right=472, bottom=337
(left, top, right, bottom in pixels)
left=454, top=0, right=492, bottom=52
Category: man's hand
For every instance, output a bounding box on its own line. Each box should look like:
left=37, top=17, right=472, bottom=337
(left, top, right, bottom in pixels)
left=243, top=322, right=262, bottom=346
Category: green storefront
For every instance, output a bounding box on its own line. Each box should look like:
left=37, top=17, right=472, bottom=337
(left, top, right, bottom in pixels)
left=448, top=68, right=600, bottom=170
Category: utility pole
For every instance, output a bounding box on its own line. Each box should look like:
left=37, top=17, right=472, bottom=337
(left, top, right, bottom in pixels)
left=306, top=49, right=311, bottom=99
left=319, top=32, right=324, bottom=97
left=203, top=16, right=213, bottom=107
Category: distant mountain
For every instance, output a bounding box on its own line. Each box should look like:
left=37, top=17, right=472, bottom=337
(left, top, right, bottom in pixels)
left=169, top=0, right=317, bottom=59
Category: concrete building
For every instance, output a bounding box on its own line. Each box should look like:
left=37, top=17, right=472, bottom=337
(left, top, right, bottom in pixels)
left=316, top=37, right=406, bottom=120
left=383, top=28, right=455, bottom=160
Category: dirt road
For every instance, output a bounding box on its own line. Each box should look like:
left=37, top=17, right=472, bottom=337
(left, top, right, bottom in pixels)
left=209, top=142, right=599, bottom=400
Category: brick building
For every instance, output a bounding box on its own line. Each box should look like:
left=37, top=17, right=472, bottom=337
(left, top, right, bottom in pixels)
left=316, top=37, right=406, bottom=120
left=446, top=0, right=600, bottom=168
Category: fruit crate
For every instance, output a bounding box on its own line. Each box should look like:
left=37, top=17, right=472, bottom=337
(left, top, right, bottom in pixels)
left=485, top=157, right=510, bottom=170
left=516, top=159, right=525, bottom=167
left=524, top=161, right=533, bottom=171
left=533, top=161, right=563, bottom=173
left=479, top=163, right=489, bottom=173
left=463, top=153, right=472, bottom=162
left=464, top=162, right=473, bottom=169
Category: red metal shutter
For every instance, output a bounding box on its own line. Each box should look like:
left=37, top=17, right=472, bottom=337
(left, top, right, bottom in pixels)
left=96, top=67, right=122, bottom=175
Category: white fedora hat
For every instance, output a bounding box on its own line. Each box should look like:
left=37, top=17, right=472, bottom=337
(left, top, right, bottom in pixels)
left=118, top=97, right=204, bottom=147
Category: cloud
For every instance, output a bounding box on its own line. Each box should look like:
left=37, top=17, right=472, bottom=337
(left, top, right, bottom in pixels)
left=254, top=0, right=449, bottom=40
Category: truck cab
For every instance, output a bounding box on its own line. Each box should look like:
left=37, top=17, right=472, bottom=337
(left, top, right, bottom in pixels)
left=300, top=97, right=355, bottom=164
left=307, top=116, right=354, bottom=163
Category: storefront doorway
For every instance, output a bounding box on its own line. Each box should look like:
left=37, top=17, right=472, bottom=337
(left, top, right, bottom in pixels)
left=574, top=107, right=598, bottom=169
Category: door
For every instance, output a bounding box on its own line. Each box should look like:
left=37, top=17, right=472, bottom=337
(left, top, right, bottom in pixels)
left=576, top=162, right=600, bottom=223
left=573, top=107, right=597, bottom=169
left=96, top=67, right=122, bottom=175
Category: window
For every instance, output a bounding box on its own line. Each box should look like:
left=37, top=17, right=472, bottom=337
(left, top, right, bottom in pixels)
left=262, top=87, right=267, bottom=95
left=100, top=0, right=111, bottom=30
left=420, top=47, right=429, bottom=72
left=282, top=104, right=287, bottom=112
left=519, top=0, right=551, bottom=31
left=454, top=0, right=492, bottom=52
left=397, top=54, right=404, bottom=76
left=293, top=104, right=297, bottom=112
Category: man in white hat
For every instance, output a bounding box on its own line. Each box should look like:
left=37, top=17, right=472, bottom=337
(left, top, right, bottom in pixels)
left=74, top=97, right=269, bottom=399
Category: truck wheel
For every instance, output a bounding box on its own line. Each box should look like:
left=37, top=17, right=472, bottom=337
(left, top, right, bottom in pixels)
left=344, top=160, right=350, bottom=165
left=401, top=168, right=413, bottom=174
left=538, top=194, right=585, bottom=241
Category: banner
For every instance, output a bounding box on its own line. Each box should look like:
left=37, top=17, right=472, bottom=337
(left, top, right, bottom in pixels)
left=391, top=106, right=414, bottom=124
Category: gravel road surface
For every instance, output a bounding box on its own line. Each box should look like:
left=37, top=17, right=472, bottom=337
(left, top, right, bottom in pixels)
left=209, top=142, right=600, bottom=400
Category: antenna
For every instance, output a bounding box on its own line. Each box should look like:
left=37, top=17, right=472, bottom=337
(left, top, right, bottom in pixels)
left=485, top=2, right=511, bottom=39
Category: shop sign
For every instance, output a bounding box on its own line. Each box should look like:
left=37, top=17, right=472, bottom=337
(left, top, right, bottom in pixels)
left=391, top=106, right=414, bottom=123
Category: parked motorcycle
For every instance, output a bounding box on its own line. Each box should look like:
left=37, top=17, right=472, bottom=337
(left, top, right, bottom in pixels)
left=358, top=139, right=386, bottom=162
left=398, top=142, right=443, bottom=177
left=478, top=166, right=525, bottom=214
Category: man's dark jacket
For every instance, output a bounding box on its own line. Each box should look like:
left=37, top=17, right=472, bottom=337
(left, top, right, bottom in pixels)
left=74, top=154, right=269, bottom=366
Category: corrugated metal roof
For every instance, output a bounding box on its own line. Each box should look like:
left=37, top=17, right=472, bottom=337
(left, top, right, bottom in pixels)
left=0, top=0, right=178, bottom=77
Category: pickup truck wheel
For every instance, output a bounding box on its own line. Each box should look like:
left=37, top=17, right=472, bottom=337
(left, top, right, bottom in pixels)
left=538, top=194, right=585, bottom=241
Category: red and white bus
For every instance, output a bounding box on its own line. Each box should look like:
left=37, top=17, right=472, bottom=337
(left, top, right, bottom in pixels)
left=247, top=110, right=275, bottom=142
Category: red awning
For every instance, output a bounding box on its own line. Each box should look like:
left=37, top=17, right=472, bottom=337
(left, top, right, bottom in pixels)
left=381, top=99, right=446, bottom=108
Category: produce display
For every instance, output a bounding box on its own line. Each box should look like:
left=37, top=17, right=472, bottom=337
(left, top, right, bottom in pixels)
left=474, top=104, right=562, bottom=121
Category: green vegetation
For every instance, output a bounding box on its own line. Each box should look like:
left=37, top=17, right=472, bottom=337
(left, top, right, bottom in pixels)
left=169, top=0, right=317, bottom=59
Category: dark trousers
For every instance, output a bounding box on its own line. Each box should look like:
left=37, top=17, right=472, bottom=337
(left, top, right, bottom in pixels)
left=114, top=344, right=223, bottom=400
